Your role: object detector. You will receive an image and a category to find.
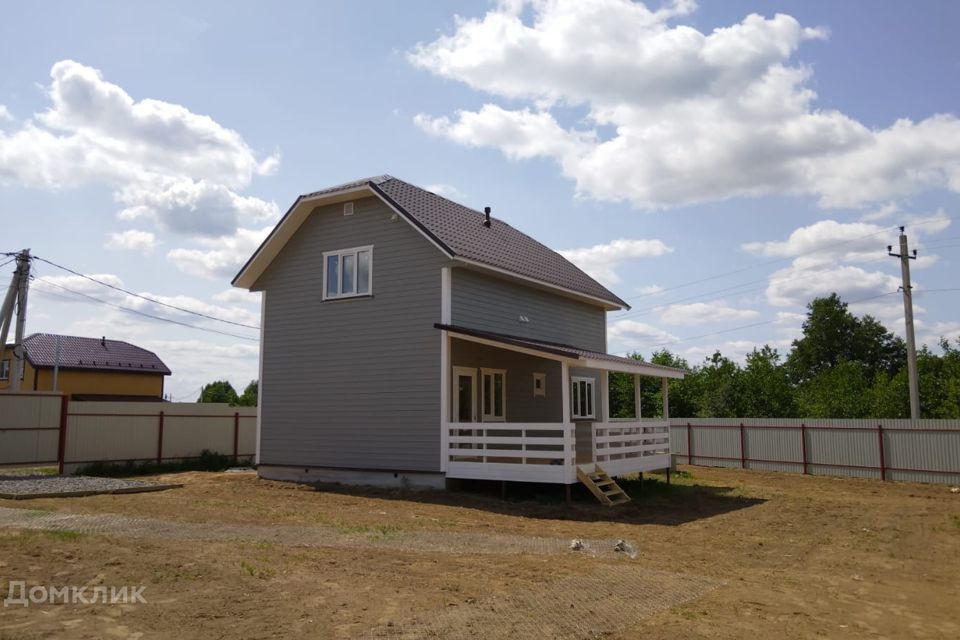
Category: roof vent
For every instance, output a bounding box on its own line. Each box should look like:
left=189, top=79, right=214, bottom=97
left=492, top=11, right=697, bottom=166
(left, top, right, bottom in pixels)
left=343, top=202, right=354, bottom=216
left=483, top=207, right=491, bottom=228
left=101, top=336, right=106, bottom=347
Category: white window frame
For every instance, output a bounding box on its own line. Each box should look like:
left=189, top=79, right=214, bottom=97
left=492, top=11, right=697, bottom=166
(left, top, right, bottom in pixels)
left=480, top=368, right=507, bottom=422
left=571, top=376, right=595, bottom=420
left=532, top=372, right=546, bottom=397
left=322, top=245, right=374, bottom=300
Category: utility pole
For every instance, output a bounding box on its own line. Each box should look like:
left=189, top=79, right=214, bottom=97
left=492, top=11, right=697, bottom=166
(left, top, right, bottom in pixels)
left=8, top=250, right=32, bottom=391
left=888, top=229, right=919, bottom=419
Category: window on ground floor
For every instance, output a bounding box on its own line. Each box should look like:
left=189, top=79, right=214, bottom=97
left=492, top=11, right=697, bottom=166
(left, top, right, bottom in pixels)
left=571, top=376, right=595, bottom=419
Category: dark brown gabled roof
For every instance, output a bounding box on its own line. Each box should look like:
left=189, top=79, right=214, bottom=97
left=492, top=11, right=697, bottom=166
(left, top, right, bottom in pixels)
left=371, top=177, right=629, bottom=308
left=232, top=175, right=629, bottom=309
left=12, top=334, right=171, bottom=375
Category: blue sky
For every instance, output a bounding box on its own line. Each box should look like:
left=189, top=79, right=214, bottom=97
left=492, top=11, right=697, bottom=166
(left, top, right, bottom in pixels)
left=2, top=0, right=959, bottom=399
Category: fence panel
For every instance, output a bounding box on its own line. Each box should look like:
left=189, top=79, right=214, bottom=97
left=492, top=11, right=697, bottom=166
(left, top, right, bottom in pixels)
left=671, top=418, right=960, bottom=485
left=63, top=401, right=257, bottom=473
left=0, top=393, right=63, bottom=467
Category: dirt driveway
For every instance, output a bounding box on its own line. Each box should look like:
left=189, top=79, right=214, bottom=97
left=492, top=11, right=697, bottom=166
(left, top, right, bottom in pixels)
left=0, top=466, right=958, bottom=639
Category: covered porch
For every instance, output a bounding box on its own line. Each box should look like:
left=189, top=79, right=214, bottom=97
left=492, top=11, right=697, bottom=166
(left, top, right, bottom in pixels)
left=437, top=324, right=684, bottom=486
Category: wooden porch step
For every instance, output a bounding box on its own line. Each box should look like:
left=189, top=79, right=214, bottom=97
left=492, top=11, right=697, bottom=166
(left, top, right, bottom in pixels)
left=576, top=465, right=631, bottom=506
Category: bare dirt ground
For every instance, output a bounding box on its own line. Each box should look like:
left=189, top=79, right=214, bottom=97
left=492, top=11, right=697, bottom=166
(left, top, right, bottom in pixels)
left=0, top=466, right=958, bottom=639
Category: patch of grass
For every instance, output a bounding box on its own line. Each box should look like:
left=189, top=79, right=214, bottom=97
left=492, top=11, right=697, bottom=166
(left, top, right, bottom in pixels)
left=239, top=560, right=273, bottom=579
left=949, top=515, right=960, bottom=533
left=43, top=529, right=83, bottom=542
left=75, top=450, right=254, bottom=477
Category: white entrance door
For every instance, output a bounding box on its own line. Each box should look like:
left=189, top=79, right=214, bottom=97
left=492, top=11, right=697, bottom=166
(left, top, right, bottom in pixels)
left=452, top=367, right=477, bottom=423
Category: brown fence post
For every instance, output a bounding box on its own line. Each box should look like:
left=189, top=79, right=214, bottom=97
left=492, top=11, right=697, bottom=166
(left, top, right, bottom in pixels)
left=687, top=422, right=693, bottom=465
left=877, top=424, right=886, bottom=481
left=739, top=423, right=746, bottom=469
left=157, top=411, right=165, bottom=465
left=57, top=395, right=69, bottom=475
left=800, top=423, right=808, bottom=475
left=233, top=412, right=240, bottom=460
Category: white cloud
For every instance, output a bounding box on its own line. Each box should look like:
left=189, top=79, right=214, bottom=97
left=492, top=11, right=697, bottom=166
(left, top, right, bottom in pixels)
left=424, top=183, right=466, bottom=199
left=775, top=311, right=805, bottom=324
left=658, top=299, right=759, bottom=325
left=558, top=238, right=672, bottom=285
left=765, top=263, right=901, bottom=308
left=607, top=319, right=679, bottom=351
left=742, top=219, right=890, bottom=267
left=636, top=284, right=664, bottom=296
left=0, top=105, right=12, bottom=122
left=212, top=288, right=262, bottom=305
left=0, top=60, right=279, bottom=237
left=104, top=229, right=158, bottom=254
left=167, top=226, right=271, bottom=279
left=411, top=1, right=960, bottom=210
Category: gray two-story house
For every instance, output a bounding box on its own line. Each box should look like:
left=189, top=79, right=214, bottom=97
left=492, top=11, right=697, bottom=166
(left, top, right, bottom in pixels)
left=233, top=176, right=682, bottom=503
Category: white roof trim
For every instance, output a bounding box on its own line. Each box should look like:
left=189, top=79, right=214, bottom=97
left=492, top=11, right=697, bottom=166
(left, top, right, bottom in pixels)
left=580, top=358, right=685, bottom=379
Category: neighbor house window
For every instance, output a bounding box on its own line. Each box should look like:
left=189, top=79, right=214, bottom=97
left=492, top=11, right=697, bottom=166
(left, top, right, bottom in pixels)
left=481, top=368, right=506, bottom=422
left=571, top=376, right=595, bottom=419
left=323, top=246, right=373, bottom=300
left=0, top=359, right=9, bottom=381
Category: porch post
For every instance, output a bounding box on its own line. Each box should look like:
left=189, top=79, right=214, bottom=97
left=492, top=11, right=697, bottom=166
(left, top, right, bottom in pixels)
left=633, top=374, right=641, bottom=419
left=440, top=267, right=452, bottom=472
left=661, top=377, right=669, bottom=421
left=599, top=369, right=609, bottom=423
left=561, top=361, right=571, bottom=424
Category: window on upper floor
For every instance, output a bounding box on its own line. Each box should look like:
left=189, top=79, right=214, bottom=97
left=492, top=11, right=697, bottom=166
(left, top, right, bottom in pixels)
left=323, top=246, right=373, bottom=300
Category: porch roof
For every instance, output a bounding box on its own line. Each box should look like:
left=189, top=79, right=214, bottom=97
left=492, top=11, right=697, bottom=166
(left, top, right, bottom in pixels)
left=436, top=324, right=685, bottom=379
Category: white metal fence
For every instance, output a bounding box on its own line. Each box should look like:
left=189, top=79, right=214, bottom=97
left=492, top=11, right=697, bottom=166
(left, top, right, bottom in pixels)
left=0, top=392, right=256, bottom=473
left=671, top=418, right=960, bottom=485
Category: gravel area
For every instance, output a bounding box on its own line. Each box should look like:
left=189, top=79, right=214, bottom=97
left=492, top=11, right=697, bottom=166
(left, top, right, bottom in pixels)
left=0, top=474, right=180, bottom=499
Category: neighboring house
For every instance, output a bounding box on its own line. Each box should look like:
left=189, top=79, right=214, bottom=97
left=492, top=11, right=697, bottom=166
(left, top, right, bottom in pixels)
left=0, top=333, right=171, bottom=401
left=233, top=175, right=683, bottom=500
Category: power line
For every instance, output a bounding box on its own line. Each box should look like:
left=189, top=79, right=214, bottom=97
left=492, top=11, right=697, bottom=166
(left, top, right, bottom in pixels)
left=32, top=255, right=260, bottom=331
left=619, top=223, right=900, bottom=304
left=33, top=276, right=260, bottom=342
left=641, top=290, right=900, bottom=349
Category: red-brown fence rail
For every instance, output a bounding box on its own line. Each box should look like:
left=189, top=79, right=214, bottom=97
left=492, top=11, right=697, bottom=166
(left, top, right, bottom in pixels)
left=670, top=419, right=960, bottom=484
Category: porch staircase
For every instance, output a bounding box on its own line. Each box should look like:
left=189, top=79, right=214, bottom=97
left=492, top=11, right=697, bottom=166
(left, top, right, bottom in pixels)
left=576, top=464, right=631, bottom=506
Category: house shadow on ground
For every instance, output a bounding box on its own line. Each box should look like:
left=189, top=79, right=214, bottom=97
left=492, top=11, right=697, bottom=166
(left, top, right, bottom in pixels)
left=302, top=472, right=765, bottom=527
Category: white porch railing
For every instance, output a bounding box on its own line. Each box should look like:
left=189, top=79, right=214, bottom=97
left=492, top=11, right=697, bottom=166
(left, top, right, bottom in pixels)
left=593, top=420, right=671, bottom=477
left=445, top=422, right=577, bottom=483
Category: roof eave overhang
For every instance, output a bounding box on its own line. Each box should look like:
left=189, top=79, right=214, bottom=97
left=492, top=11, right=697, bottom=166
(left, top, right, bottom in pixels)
left=438, top=324, right=684, bottom=379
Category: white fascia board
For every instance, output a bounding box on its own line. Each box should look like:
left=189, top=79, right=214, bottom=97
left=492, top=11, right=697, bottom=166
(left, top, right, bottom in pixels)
left=579, top=358, right=685, bottom=379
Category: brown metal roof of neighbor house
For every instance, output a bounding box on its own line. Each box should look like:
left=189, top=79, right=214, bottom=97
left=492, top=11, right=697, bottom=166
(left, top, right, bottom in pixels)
left=370, top=177, right=629, bottom=308
left=14, top=334, right=171, bottom=375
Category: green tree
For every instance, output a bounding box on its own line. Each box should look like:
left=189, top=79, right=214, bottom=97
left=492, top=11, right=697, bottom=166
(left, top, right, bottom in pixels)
left=238, top=380, right=258, bottom=407
left=796, top=360, right=871, bottom=418
left=786, top=294, right=905, bottom=383
left=198, top=380, right=240, bottom=404
left=739, top=346, right=797, bottom=418
left=694, top=351, right=743, bottom=418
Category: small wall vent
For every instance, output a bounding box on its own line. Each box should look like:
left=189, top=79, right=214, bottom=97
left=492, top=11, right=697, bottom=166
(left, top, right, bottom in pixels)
left=343, top=202, right=354, bottom=216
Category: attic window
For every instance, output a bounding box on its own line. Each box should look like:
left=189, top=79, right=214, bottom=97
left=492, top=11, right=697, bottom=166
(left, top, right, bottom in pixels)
left=323, top=245, right=373, bottom=300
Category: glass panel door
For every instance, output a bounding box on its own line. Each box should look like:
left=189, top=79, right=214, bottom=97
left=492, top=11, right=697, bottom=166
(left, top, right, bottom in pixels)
left=452, top=367, right=476, bottom=423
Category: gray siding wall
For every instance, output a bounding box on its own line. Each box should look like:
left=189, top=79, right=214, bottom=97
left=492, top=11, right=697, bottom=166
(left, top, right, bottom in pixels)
left=451, top=268, right=607, bottom=351
left=450, top=339, right=562, bottom=423
left=253, top=196, right=450, bottom=472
